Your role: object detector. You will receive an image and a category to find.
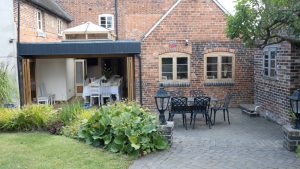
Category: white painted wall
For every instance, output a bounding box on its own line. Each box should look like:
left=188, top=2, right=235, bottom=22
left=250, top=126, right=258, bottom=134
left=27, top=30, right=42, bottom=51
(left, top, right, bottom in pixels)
left=36, top=58, right=76, bottom=101
left=0, top=0, right=19, bottom=105
left=36, top=59, right=65, bottom=101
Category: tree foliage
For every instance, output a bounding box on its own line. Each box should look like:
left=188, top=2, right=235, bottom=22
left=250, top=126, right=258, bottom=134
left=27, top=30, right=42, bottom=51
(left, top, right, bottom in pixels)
left=226, top=0, right=300, bottom=48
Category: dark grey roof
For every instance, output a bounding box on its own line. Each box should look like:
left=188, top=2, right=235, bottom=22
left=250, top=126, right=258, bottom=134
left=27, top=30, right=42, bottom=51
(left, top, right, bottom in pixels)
left=28, top=0, right=72, bottom=22
left=18, top=41, right=141, bottom=56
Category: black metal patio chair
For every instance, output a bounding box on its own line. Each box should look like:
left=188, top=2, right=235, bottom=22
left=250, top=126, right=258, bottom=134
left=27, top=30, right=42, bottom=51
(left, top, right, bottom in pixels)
left=167, top=90, right=184, bottom=119
left=190, top=96, right=211, bottom=129
left=210, top=93, right=232, bottom=125
left=169, top=97, right=189, bottom=130
left=190, top=90, right=205, bottom=118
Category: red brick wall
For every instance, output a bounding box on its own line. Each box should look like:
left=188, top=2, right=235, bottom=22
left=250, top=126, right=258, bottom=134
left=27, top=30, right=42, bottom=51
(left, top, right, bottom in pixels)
left=14, top=0, right=68, bottom=42
left=56, top=0, right=176, bottom=40
left=56, top=0, right=115, bottom=28
left=138, top=0, right=255, bottom=109
left=254, top=43, right=300, bottom=124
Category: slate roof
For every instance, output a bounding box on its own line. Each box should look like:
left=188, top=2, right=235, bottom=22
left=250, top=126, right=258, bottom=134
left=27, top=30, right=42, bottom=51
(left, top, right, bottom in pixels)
left=28, top=0, right=72, bottom=22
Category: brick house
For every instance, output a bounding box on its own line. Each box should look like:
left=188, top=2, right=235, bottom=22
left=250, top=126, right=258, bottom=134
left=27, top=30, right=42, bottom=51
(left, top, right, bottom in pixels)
left=254, top=43, right=300, bottom=124
left=14, top=0, right=299, bottom=124
left=16, top=0, right=255, bottom=107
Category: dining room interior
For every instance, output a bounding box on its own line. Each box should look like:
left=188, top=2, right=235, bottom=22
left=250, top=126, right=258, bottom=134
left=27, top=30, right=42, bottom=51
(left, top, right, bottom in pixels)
left=21, top=55, right=136, bottom=105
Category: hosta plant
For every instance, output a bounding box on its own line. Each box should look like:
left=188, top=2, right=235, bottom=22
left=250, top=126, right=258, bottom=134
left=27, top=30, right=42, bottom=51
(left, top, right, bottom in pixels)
left=78, top=102, right=168, bottom=156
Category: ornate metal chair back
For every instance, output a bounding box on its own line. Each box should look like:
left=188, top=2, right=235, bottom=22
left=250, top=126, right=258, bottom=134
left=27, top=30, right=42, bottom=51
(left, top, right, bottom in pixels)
left=171, top=97, right=188, bottom=112
left=193, top=96, right=210, bottom=112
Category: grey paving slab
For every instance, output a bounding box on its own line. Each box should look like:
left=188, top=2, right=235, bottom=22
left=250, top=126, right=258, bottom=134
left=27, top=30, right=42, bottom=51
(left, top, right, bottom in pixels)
left=129, top=108, right=300, bottom=169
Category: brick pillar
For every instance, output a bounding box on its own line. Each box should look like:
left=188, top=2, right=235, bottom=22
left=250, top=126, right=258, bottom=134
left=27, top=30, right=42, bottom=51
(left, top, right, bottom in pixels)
left=283, top=125, right=300, bottom=151
left=157, top=121, right=174, bottom=145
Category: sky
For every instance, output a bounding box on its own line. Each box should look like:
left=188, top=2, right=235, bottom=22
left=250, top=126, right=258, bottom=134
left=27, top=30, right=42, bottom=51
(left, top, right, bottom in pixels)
left=217, top=0, right=236, bottom=14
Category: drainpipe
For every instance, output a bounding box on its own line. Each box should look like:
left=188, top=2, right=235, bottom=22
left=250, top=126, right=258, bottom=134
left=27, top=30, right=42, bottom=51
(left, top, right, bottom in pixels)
left=114, top=0, right=118, bottom=40
left=17, top=0, right=24, bottom=106
left=136, top=54, right=143, bottom=105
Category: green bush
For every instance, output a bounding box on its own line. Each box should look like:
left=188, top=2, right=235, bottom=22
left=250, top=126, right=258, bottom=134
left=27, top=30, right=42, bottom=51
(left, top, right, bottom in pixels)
left=78, top=102, right=168, bottom=156
left=59, top=102, right=83, bottom=125
left=0, top=108, right=19, bottom=131
left=62, top=109, right=94, bottom=138
left=0, top=104, right=55, bottom=131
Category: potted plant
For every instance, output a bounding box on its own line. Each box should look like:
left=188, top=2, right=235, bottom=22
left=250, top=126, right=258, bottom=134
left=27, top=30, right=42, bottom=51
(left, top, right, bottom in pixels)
left=102, top=64, right=112, bottom=80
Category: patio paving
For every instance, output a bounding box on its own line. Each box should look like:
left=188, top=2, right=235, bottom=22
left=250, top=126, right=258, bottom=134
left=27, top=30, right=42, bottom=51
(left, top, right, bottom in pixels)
left=129, top=108, right=300, bottom=169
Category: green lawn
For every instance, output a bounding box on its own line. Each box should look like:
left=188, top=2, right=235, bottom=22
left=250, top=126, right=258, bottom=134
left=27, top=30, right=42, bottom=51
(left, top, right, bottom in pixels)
left=0, top=132, right=131, bottom=169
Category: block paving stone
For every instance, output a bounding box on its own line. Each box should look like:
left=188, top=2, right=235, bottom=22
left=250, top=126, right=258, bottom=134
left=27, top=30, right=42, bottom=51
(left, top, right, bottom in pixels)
left=129, top=108, right=300, bottom=169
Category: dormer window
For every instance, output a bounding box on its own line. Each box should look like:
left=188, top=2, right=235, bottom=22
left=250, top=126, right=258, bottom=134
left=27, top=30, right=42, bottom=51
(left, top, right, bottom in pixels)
left=99, top=14, right=114, bottom=30
left=57, top=18, right=62, bottom=35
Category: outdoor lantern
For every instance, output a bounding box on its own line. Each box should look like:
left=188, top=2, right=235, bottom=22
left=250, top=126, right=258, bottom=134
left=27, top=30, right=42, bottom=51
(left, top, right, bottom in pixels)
left=290, top=87, right=300, bottom=129
left=155, top=84, right=170, bottom=125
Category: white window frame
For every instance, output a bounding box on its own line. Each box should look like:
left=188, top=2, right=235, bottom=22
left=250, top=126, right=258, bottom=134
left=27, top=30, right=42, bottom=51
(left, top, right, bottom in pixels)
left=99, top=14, right=114, bottom=30
left=57, top=18, right=62, bottom=35
left=159, top=52, right=190, bottom=82
left=36, top=10, right=43, bottom=32
left=263, top=47, right=277, bottom=77
left=204, top=52, right=235, bottom=83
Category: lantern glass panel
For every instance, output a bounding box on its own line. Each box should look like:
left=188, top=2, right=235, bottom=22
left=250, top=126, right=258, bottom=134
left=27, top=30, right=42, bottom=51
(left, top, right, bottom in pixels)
left=156, top=97, right=169, bottom=110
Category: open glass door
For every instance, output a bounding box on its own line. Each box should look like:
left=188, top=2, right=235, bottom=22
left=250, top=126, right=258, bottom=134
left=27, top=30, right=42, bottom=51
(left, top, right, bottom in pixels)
left=126, top=57, right=135, bottom=101
left=75, top=59, right=86, bottom=96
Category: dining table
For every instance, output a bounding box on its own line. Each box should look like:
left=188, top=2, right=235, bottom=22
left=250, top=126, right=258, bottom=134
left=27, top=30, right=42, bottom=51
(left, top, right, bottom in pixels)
left=82, top=76, right=123, bottom=101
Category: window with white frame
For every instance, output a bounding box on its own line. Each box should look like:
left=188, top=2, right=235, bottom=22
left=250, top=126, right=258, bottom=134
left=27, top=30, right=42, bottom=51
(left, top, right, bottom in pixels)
left=159, top=53, right=190, bottom=81
left=57, top=18, right=62, bottom=35
left=36, top=10, right=43, bottom=32
left=204, top=52, right=235, bottom=82
left=263, top=47, right=277, bottom=77
left=99, top=14, right=114, bottom=30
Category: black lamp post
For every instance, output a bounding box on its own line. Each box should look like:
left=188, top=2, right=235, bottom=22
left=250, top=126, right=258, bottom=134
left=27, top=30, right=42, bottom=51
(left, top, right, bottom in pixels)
left=155, top=84, right=170, bottom=125
left=290, top=87, right=300, bottom=129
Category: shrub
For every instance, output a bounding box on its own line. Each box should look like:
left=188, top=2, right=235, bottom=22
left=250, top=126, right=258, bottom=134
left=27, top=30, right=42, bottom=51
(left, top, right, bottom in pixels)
left=78, top=102, right=168, bottom=156
left=0, top=108, right=19, bottom=131
left=47, top=119, right=64, bottom=135
left=59, top=102, right=83, bottom=125
left=0, top=104, right=55, bottom=131
left=62, top=109, right=94, bottom=138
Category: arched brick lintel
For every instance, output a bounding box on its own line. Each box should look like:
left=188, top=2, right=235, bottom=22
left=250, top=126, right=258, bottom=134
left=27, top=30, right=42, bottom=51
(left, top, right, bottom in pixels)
left=158, top=46, right=192, bottom=55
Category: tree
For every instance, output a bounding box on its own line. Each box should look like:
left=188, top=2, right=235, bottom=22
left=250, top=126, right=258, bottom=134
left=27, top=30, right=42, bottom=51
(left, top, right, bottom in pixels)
left=226, top=0, right=300, bottom=48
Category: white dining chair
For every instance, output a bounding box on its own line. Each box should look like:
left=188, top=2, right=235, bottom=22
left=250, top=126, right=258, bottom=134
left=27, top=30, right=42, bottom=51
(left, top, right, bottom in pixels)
left=37, top=83, right=55, bottom=105
left=100, top=83, right=111, bottom=105
left=89, top=86, right=101, bottom=107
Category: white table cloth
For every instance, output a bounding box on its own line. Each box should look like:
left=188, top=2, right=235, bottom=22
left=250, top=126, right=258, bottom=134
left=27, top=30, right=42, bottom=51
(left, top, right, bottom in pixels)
left=82, top=77, right=122, bottom=101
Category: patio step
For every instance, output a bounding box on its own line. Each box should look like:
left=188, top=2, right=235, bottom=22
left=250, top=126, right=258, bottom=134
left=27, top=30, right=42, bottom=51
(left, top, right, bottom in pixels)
left=239, top=104, right=260, bottom=117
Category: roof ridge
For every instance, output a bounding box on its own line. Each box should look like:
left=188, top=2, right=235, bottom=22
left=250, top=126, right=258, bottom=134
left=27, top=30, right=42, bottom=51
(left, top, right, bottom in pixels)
left=142, top=0, right=182, bottom=41
left=141, top=0, right=230, bottom=41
